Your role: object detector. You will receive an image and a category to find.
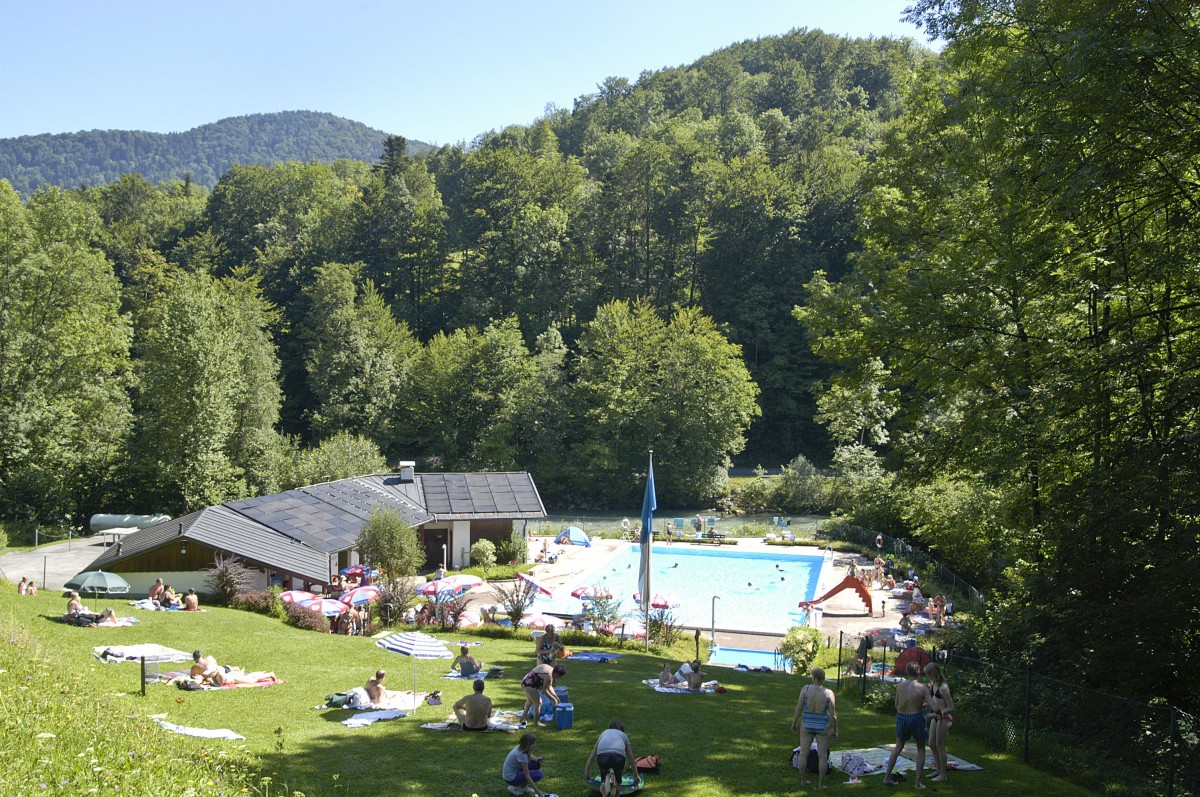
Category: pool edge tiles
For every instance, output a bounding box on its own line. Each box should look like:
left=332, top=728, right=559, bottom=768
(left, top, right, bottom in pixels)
left=535, top=543, right=826, bottom=635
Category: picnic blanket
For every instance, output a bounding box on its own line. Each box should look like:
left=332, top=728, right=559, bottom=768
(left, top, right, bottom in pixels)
left=830, top=747, right=917, bottom=776
left=565, top=651, right=622, bottom=662
left=442, top=671, right=488, bottom=680
left=94, top=644, right=191, bottom=663
left=342, top=709, right=409, bottom=728
left=641, top=678, right=718, bottom=694
left=155, top=719, right=244, bottom=740
left=160, top=671, right=284, bottom=690
left=882, top=743, right=984, bottom=771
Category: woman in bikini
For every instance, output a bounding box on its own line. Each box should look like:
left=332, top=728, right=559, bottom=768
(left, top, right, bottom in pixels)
left=535, top=625, right=564, bottom=665
left=790, top=667, right=838, bottom=790
left=925, top=661, right=955, bottom=782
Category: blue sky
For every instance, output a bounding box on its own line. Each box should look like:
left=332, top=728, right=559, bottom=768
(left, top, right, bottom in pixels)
left=1, top=1, right=931, bottom=146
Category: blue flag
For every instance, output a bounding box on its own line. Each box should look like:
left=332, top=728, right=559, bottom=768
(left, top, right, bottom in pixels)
left=638, top=453, right=657, bottom=610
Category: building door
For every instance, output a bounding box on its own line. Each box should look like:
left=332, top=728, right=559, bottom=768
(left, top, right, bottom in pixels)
left=422, top=527, right=450, bottom=571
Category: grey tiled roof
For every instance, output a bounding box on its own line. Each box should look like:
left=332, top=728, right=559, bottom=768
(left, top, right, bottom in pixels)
left=83, top=471, right=544, bottom=580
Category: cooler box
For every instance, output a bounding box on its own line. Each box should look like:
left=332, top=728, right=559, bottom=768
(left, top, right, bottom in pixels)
left=554, top=686, right=568, bottom=703
left=555, top=702, right=574, bottom=730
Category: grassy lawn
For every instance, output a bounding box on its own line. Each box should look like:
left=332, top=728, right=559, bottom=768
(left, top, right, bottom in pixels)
left=0, top=586, right=1097, bottom=797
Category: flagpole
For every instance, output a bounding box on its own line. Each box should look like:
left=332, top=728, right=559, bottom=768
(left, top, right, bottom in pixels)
left=639, top=449, right=656, bottom=651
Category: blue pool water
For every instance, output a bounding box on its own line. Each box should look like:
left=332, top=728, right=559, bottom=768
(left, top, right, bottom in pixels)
left=707, top=647, right=788, bottom=671
left=534, top=544, right=823, bottom=634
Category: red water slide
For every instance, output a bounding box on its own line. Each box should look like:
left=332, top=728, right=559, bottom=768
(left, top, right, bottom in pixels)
left=798, top=575, right=873, bottom=615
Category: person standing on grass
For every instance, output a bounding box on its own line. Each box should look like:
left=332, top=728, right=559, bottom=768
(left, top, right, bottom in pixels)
left=882, top=661, right=934, bottom=788
left=925, top=662, right=955, bottom=782
left=791, top=667, right=838, bottom=790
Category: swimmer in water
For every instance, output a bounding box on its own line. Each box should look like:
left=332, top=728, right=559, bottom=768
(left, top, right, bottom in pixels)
left=671, top=563, right=679, bottom=568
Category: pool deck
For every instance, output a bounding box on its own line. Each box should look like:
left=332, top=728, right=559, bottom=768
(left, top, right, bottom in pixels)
left=467, top=535, right=904, bottom=658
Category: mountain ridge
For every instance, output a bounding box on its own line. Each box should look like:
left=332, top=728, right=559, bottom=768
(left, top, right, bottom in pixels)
left=0, top=110, right=432, bottom=195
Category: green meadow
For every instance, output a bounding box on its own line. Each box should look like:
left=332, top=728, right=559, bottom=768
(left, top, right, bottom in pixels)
left=0, top=586, right=1096, bottom=797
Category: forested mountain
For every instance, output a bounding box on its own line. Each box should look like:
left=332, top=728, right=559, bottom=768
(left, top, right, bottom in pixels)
left=0, top=111, right=431, bottom=196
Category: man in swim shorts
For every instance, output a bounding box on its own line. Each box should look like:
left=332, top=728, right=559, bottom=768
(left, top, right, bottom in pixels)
left=882, top=661, right=934, bottom=788
left=454, top=678, right=493, bottom=730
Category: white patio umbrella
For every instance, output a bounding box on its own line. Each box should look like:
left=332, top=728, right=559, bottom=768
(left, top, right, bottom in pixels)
left=376, top=631, right=454, bottom=696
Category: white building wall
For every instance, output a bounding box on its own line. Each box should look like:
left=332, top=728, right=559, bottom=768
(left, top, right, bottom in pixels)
left=451, top=520, right=472, bottom=568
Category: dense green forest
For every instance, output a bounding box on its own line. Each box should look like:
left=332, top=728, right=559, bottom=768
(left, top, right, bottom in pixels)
left=3, top=6, right=1198, bottom=714
left=0, top=111, right=431, bottom=196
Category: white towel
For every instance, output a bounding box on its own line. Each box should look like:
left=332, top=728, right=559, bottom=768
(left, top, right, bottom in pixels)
left=155, top=719, right=244, bottom=740
left=342, top=709, right=409, bottom=727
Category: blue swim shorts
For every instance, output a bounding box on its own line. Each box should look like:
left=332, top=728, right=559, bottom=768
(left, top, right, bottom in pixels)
left=896, top=711, right=928, bottom=743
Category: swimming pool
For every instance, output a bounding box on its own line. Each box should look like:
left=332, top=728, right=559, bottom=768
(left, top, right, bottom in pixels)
left=534, top=544, right=824, bottom=634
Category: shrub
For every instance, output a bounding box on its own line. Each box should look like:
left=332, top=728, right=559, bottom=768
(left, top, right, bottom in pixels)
left=283, top=601, right=331, bottom=632
left=357, top=508, right=425, bottom=577
left=470, top=538, right=497, bottom=572
left=375, top=577, right=420, bottom=626
left=777, top=454, right=828, bottom=513
left=457, top=563, right=528, bottom=581
left=488, top=578, right=539, bottom=627
left=231, top=589, right=283, bottom=618
left=645, top=606, right=684, bottom=647
left=497, top=527, right=527, bottom=564
left=779, top=625, right=822, bottom=675
left=204, top=553, right=256, bottom=606
left=728, top=466, right=779, bottom=513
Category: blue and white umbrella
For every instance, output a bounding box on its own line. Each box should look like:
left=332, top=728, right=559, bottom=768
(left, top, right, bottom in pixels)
left=376, top=631, right=454, bottom=695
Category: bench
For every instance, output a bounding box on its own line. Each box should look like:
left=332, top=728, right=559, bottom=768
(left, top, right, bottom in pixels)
left=693, top=532, right=726, bottom=545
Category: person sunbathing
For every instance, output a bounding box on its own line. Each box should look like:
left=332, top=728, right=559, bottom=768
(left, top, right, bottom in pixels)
left=364, top=669, right=401, bottom=705
left=183, top=588, right=200, bottom=611
left=208, top=668, right=277, bottom=686
left=454, top=679, right=494, bottom=730
left=92, top=608, right=123, bottom=626
left=191, top=650, right=221, bottom=679
left=452, top=645, right=482, bottom=676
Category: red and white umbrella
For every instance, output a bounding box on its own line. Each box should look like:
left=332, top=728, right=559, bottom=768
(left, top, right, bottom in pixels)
left=420, top=575, right=484, bottom=595
left=339, top=585, right=381, bottom=606
left=300, top=597, right=348, bottom=616
left=602, top=616, right=646, bottom=639
left=520, top=613, right=557, bottom=629
left=633, top=591, right=677, bottom=608
left=279, top=590, right=316, bottom=604
left=571, top=585, right=612, bottom=600
left=517, top=572, right=553, bottom=597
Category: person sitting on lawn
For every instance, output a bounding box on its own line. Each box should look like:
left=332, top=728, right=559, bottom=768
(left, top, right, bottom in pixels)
left=66, top=592, right=99, bottom=625
left=183, top=588, right=200, bottom=611
left=454, top=678, right=494, bottom=731
left=658, top=662, right=674, bottom=686
left=683, top=659, right=707, bottom=691
left=191, top=650, right=221, bottom=680
left=452, top=645, right=482, bottom=677
left=148, top=578, right=165, bottom=603
left=25, top=579, right=37, bottom=597
left=503, top=731, right=549, bottom=797
left=160, top=584, right=180, bottom=608
left=364, top=669, right=394, bottom=705
left=17, top=577, right=28, bottom=595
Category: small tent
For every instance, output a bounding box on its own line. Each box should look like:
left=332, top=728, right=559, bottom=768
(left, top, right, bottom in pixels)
left=555, top=526, right=591, bottom=547
left=890, top=644, right=931, bottom=677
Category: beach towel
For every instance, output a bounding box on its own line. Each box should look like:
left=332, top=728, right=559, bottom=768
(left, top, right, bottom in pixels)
left=155, top=719, right=245, bottom=740
left=342, top=709, right=409, bottom=728
left=881, top=743, right=984, bottom=771
left=641, top=678, right=718, bottom=694
left=565, top=651, right=622, bottom=662
left=830, top=747, right=915, bottom=776
left=442, top=671, right=488, bottom=680
left=94, top=644, right=191, bottom=663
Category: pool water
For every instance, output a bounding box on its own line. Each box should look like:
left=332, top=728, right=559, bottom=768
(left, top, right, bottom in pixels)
left=707, top=646, right=788, bottom=671
left=534, top=544, right=823, bottom=634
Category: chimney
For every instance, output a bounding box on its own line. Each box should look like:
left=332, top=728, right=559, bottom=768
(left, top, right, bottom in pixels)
left=390, top=460, right=416, bottom=483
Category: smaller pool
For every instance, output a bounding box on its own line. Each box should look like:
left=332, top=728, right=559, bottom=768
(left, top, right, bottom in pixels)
left=707, top=646, right=788, bottom=672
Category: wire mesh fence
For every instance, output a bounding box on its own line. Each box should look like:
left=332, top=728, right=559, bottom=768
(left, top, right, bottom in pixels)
left=840, top=632, right=1198, bottom=796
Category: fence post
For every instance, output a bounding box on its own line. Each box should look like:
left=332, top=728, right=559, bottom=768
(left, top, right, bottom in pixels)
left=1166, top=705, right=1177, bottom=797
left=1024, top=665, right=1032, bottom=763
left=140, top=656, right=146, bottom=697
left=837, top=631, right=844, bottom=691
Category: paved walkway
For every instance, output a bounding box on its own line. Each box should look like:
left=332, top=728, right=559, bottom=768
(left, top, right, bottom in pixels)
left=0, top=536, right=109, bottom=592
